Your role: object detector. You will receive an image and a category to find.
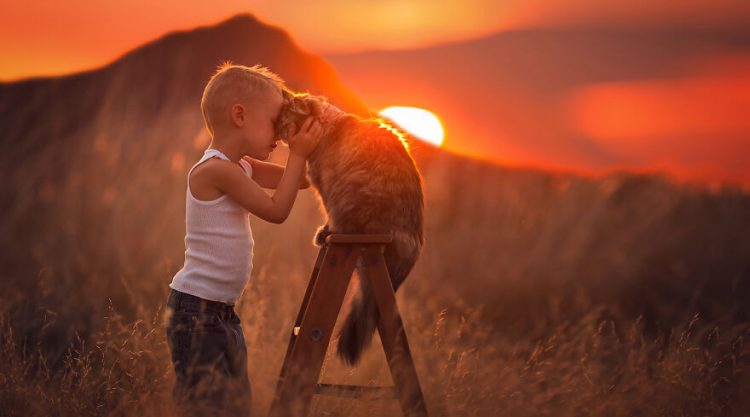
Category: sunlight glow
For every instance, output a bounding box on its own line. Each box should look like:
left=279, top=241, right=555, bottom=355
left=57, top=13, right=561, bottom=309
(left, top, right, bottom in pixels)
left=378, top=106, right=445, bottom=146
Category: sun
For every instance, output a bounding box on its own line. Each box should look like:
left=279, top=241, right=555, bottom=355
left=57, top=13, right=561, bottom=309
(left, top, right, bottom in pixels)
left=378, top=106, right=444, bottom=146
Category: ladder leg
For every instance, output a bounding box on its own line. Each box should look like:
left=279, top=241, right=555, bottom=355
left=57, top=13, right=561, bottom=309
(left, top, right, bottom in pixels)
left=362, top=246, right=429, bottom=417
left=273, top=245, right=329, bottom=399
left=269, top=243, right=361, bottom=417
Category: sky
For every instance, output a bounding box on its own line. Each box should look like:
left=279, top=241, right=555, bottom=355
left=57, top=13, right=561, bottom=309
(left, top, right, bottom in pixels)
left=2, top=0, right=749, bottom=81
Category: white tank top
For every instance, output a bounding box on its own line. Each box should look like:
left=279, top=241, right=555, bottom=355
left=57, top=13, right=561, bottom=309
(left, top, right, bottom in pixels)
left=169, top=148, right=254, bottom=304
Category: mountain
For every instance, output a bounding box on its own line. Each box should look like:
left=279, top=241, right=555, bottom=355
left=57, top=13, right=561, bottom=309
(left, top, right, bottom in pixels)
left=326, top=28, right=750, bottom=183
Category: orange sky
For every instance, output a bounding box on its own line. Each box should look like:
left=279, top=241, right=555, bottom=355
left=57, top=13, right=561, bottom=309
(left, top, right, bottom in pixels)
left=2, top=1, right=749, bottom=186
left=2, top=0, right=749, bottom=81
left=565, top=53, right=750, bottom=185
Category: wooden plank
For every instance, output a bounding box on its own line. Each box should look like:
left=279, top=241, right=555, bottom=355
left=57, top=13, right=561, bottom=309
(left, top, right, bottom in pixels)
left=362, top=245, right=429, bottom=417
left=326, top=233, right=393, bottom=244
left=315, top=383, right=397, bottom=399
left=273, top=245, right=328, bottom=397
left=268, top=243, right=361, bottom=417
left=292, top=245, right=329, bottom=328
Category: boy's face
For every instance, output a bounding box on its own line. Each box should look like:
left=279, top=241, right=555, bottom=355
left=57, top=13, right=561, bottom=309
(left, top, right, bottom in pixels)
left=239, top=90, right=284, bottom=160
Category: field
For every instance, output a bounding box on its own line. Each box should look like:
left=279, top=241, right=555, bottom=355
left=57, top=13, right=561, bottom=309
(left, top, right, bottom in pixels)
left=2, top=138, right=750, bottom=416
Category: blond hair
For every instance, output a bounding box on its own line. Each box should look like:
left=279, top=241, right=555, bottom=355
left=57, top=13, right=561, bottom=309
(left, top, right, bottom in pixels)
left=200, top=62, right=289, bottom=136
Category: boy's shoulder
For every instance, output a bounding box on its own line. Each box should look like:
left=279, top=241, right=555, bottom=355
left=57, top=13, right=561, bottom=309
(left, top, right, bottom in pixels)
left=192, top=156, right=249, bottom=177
left=189, top=157, right=245, bottom=201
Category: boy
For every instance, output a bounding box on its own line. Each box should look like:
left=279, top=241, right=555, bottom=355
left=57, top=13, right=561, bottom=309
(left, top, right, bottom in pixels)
left=165, top=63, right=332, bottom=417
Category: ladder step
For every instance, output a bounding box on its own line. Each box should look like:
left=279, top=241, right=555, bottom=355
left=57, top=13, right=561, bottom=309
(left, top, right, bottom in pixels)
left=315, top=383, right=397, bottom=399
left=325, top=234, right=392, bottom=244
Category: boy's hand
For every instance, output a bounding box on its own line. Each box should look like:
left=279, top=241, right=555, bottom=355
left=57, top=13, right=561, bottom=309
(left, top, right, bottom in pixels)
left=288, top=116, right=323, bottom=158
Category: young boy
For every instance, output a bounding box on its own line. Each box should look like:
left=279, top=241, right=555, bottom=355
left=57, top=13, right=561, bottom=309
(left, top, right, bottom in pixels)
left=165, top=63, right=331, bottom=417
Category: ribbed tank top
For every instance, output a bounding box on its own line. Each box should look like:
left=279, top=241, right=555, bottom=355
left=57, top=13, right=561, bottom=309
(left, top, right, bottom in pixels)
left=169, top=148, right=254, bottom=304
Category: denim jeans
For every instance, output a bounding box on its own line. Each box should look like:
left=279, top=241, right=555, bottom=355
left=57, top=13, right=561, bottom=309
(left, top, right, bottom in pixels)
left=165, top=288, right=251, bottom=417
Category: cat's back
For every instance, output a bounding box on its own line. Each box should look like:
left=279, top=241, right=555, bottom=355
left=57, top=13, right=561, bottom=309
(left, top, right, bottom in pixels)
left=335, top=117, right=421, bottom=179
left=314, top=117, right=423, bottom=234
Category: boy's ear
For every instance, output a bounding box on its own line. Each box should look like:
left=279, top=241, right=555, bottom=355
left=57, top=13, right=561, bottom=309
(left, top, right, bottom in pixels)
left=231, top=103, right=246, bottom=125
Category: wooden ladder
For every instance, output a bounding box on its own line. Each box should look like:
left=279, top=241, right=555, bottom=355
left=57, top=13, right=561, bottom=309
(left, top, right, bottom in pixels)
left=268, top=234, right=429, bottom=417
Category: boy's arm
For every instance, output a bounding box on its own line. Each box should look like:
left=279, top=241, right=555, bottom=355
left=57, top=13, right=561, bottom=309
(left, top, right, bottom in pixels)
left=211, top=155, right=307, bottom=224
left=243, top=156, right=310, bottom=189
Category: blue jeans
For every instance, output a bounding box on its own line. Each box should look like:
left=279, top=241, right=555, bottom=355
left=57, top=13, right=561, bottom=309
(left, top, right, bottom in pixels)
left=165, top=288, right=251, bottom=417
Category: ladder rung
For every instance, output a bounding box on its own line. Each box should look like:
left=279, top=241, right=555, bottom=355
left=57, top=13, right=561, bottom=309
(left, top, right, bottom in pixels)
left=325, top=234, right=393, bottom=244
left=315, top=383, right=397, bottom=399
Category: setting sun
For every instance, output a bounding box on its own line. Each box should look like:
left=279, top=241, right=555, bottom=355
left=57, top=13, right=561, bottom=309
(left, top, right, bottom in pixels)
left=378, top=106, right=445, bottom=146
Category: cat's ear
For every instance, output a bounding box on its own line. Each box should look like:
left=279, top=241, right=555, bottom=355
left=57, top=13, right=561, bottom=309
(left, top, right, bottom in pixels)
left=310, top=99, right=327, bottom=118
left=289, top=96, right=312, bottom=115
left=276, top=93, right=319, bottom=141
left=275, top=92, right=297, bottom=141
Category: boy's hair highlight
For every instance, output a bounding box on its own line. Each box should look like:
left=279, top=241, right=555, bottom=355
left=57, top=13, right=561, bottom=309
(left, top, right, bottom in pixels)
left=200, top=61, right=290, bottom=136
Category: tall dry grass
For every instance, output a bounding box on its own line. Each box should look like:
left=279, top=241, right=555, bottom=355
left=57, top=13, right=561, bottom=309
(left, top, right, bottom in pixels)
left=2, top=263, right=749, bottom=416
left=2, top=139, right=750, bottom=416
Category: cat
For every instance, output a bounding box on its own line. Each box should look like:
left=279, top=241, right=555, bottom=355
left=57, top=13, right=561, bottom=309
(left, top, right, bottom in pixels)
left=275, top=91, right=425, bottom=365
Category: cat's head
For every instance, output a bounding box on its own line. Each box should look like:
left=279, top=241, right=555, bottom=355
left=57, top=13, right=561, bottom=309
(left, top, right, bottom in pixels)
left=274, top=91, right=329, bottom=143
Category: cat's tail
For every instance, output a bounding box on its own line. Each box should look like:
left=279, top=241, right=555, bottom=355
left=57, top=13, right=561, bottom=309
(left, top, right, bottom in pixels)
left=335, top=266, right=379, bottom=366
left=336, top=237, right=419, bottom=366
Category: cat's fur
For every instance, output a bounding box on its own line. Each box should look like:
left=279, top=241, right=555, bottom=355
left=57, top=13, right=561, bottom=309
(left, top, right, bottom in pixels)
left=275, top=91, right=425, bottom=366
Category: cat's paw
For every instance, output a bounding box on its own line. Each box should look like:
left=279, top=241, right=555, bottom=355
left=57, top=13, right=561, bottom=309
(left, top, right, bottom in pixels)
left=314, top=224, right=332, bottom=247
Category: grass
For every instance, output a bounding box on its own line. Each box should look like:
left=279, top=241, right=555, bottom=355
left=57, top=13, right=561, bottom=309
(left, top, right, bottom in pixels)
left=2, top=264, right=750, bottom=416
left=2, top=145, right=750, bottom=416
